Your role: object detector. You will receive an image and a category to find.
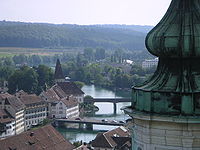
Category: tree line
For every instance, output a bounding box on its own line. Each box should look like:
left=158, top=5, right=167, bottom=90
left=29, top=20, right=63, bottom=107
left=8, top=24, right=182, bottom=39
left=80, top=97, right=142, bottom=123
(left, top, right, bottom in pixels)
left=0, top=47, right=156, bottom=94
left=0, top=21, right=147, bottom=50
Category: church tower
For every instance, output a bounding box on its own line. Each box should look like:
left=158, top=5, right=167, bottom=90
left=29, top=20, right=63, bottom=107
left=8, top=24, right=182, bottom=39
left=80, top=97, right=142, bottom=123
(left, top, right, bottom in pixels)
left=124, top=0, right=200, bottom=149
left=54, top=59, right=65, bottom=83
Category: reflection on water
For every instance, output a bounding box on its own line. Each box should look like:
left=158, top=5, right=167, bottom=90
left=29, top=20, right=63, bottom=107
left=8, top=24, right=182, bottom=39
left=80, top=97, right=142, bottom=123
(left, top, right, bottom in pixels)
left=57, top=85, right=131, bottom=143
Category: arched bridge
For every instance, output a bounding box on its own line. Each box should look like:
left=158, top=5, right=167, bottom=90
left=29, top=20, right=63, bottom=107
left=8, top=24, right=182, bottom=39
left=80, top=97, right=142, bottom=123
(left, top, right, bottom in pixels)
left=84, top=98, right=131, bottom=114
left=55, top=117, right=125, bottom=130
left=84, top=98, right=131, bottom=103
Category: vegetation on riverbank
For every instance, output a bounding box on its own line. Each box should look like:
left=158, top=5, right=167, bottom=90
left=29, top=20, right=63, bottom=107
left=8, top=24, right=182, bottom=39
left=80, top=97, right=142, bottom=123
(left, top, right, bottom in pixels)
left=80, top=96, right=99, bottom=115
left=0, top=47, right=156, bottom=93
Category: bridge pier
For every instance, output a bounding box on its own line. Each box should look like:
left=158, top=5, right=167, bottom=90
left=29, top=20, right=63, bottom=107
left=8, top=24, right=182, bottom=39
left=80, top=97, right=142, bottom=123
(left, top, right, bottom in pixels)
left=86, top=123, right=93, bottom=130
left=113, top=102, right=117, bottom=114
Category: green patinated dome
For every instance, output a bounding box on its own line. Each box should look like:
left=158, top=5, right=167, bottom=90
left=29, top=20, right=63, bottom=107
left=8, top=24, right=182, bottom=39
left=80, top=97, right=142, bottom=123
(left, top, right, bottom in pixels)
left=131, top=0, right=200, bottom=116
left=146, top=0, right=200, bottom=57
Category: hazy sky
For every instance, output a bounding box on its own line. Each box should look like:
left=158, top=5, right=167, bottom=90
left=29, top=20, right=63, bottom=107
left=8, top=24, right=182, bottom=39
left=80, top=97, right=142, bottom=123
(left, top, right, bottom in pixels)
left=0, top=0, right=171, bottom=25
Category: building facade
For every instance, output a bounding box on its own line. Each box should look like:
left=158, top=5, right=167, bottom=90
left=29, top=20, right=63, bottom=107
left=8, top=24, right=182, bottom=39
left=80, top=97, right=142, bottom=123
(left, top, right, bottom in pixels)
left=16, top=91, right=47, bottom=130
left=0, top=93, right=25, bottom=135
left=41, top=87, right=79, bottom=119
left=0, top=109, right=15, bottom=138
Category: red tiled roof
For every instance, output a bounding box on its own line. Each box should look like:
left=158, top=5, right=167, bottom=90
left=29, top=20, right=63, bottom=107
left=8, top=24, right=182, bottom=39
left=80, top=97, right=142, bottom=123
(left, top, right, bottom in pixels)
left=91, top=126, right=130, bottom=148
left=57, top=82, right=84, bottom=95
left=5, top=96, right=25, bottom=111
left=61, top=96, right=78, bottom=108
left=17, top=94, right=45, bottom=105
left=0, top=125, right=75, bottom=150
left=0, top=109, right=14, bottom=124
left=0, top=93, right=11, bottom=101
left=41, top=88, right=60, bottom=102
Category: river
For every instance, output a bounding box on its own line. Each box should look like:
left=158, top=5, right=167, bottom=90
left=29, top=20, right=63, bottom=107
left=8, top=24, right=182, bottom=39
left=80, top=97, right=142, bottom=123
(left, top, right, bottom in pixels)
left=56, top=85, right=131, bottom=143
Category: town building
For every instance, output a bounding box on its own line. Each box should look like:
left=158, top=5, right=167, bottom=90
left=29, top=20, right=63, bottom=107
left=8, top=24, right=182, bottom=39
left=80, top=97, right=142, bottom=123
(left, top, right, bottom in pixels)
left=0, top=93, right=25, bottom=135
left=56, top=82, right=84, bottom=103
left=16, top=91, right=47, bottom=130
left=91, top=126, right=131, bottom=150
left=141, top=58, right=158, bottom=69
left=54, top=59, right=85, bottom=103
left=0, top=125, right=75, bottom=150
left=123, top=0, right=200, bottom=149
left=0, top=109, right=15, bottom=138
left=40, top=86, right=79, bottom=119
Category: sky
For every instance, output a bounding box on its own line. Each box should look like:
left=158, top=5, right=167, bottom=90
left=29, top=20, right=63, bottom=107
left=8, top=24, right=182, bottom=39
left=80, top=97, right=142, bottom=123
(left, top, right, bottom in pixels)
left=0, top=0, right=171, bottom=26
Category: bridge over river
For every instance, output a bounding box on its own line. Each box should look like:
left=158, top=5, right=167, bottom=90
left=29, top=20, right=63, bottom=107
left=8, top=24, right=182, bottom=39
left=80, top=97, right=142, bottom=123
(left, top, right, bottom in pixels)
left=84, top=98, right=131, bottom=114
left=55, top=117, right=125, bottom=130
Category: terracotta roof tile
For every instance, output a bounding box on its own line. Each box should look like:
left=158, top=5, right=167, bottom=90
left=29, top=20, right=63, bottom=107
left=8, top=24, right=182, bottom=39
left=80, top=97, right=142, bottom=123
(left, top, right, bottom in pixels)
left=0, top=109, right=14, bottom=124
left=17, top=94, right=45, bottom=105
left=0, top=125, right=75, bottom=150
left=57, top=82, right=84, bottom=95
left=61, top=96, right=78, bottom=108
left=91, top=127, right=130, bottom=148
left=5, top=96, right=25, bottom=111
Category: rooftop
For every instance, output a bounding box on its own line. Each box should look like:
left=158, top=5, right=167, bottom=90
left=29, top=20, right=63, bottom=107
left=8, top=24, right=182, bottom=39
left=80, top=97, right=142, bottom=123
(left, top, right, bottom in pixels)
left=0, top=125, right=75, bottom=150
left=57, top=82, right=84, bottom=95
left=5, top=96, right=25, bottom=112
left=17, top=93, right=45, bottom=105
left=0, top=109, right=14, bottom=124
left=91, top=126, right=130, bottom=148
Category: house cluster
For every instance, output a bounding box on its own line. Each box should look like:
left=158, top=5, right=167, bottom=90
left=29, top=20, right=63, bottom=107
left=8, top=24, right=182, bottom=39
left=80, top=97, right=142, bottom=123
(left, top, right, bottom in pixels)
left=0, top=124, right=75, bottom=150
left=0, top=90, right=49, bottom=138
left=40, top=59, right=84, bottom=119
left=0, top=59, right=84, bottom=139
left=90, top=126, right=131, bottom=150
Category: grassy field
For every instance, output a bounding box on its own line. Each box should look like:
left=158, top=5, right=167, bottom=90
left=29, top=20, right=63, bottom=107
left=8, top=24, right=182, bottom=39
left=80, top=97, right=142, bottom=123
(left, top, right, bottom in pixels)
left=0, top=47, right=82, bottom=57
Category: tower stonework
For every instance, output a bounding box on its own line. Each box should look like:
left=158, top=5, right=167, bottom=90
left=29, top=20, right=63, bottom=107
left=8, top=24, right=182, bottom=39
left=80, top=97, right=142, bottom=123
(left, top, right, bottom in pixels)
left=124, top=0, right=200, bottom=150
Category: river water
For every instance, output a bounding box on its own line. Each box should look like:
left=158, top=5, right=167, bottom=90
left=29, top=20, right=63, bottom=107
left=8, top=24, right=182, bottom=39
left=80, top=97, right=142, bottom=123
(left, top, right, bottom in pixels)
left=56, top=85, right=131, bottom=143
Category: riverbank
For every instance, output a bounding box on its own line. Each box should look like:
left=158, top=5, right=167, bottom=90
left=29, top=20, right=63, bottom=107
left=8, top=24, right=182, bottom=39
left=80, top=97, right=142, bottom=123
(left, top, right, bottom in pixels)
left=56, top=85, right=131, bottom=143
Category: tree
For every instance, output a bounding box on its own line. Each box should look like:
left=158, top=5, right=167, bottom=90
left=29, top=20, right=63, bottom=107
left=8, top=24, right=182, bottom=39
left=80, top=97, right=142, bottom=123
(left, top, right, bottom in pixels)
left=8, top=66, right=38, bottom=94
left=84, top=48, right=94, bottom=61
left=95, top=48, right=105, bottom=60
left=0, top=66, right=14, bottom=80
left=36, top=65, right=54, bottom=90
left=13, top=54, right=27, bottom=65
left=3, top=57, right=14, bottom=66
left=74, top=81, right=85, bottom=89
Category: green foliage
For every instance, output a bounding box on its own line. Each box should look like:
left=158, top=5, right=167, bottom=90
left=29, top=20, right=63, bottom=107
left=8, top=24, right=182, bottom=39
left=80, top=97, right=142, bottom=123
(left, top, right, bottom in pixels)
left=36, top=65, right=54, bottom=92
left=7, top=65, right=54, bottom=94
left=74, top=81, right=85, bottom=89
left=0, top=66, right=14, bottom=80
left=95, top=48, right=105, bottom=60
left=8, top=66, right=38, bottom=94
left=73, top=141, right=82, bottom=148
left=0, top=21, right=148, bottom=50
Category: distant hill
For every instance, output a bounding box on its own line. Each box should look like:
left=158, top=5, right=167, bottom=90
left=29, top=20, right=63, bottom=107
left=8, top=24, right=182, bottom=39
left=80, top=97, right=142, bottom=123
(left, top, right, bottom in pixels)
left=0, top=21, right=153, bottom=50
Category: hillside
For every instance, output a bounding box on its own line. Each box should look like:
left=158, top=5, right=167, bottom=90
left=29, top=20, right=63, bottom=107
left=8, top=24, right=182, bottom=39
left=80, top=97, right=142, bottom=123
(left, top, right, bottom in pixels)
left=0, top=21, right=153, bottom=50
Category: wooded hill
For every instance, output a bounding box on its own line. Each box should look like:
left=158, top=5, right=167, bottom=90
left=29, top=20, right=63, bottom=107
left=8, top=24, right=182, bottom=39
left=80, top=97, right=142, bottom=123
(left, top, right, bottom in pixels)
left=0, top=21, right=153, bottom=50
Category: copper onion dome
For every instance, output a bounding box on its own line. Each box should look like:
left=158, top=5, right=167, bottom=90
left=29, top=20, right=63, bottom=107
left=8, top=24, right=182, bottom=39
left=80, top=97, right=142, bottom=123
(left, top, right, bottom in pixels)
left=146, top=0, right=200, bottom=58
left=132, top=0, right=200, bottom=115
